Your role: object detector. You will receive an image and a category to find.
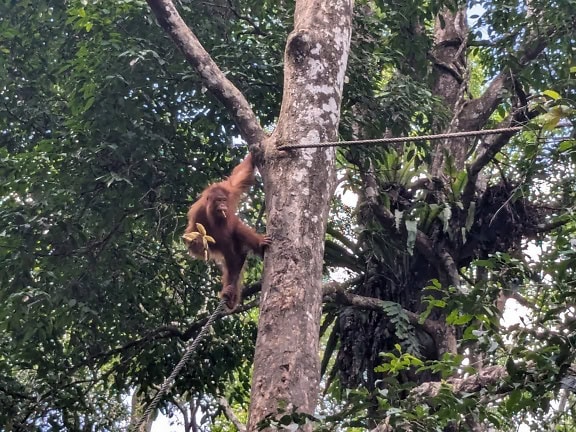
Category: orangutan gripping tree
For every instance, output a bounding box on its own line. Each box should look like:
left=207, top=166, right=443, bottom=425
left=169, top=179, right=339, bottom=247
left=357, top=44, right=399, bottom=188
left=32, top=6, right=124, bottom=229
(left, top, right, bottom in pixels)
left=146, top=0, right=352, bottom=429
left=183, top=154, right=271, bottom=310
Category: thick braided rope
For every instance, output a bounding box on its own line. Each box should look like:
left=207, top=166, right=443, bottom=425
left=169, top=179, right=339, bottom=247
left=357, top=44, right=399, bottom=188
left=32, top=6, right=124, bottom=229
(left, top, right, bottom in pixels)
left=277, top=126, right=525, bottom=149
left=131, top=299, right=227, bottom=431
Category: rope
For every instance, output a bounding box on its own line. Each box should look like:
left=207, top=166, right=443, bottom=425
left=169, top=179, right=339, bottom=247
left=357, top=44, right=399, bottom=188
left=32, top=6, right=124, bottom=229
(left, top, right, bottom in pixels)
left=277, top=126, right=525, bottom=149
left=131, top=299, right=227, bottom=431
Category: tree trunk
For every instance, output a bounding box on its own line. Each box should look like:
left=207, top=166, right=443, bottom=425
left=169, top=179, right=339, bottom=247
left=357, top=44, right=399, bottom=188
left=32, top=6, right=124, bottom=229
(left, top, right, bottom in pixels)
left=429, top=8, right=469, bottom=175
left=146, top=0, right=352, bottom=427
left=247, top=0, right=353, bottom=430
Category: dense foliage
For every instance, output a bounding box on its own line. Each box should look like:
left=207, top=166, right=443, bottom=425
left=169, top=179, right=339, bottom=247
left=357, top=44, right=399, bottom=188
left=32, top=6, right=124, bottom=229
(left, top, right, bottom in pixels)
left=1, top=0, right=575, bottom=430
left=0, top=0, right=279, bottom=428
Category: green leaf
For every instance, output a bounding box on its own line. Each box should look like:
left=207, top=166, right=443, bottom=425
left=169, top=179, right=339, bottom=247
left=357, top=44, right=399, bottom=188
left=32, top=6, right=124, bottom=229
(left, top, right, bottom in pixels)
left=405, top=219, right=417, bottom=255
left=543, top=89, right=561, bottom=100
left=84, top=95, right=95, bottom=111
left=446, top=310, right=473, bottom=325
left=465, top=201, right=475, bottom=232
left=558, top=139, right=576, bottom=153
left=394, top=209, right=403, bottom=230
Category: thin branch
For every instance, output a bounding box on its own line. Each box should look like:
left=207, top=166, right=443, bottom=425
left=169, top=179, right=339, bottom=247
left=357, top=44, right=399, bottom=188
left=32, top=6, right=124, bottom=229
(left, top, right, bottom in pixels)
left=507, top=291, right=539, bottom=310
left=74, top=295, right=261, bottom=370
left=468, top=120, right=528, bottom=180
left=322, top=276, right=362, bottom=295
left=327, top=224, right=358, bottom=253
left=461, top=108, right=539, bottom=209
left=172, top=398, right=191, bottom=432
left=532, top=216, right=572, bottom=234
left=190, top=398, right=201, bottom=432
left=181, top=298, right=258, bottom=340
left=73, top=324, right=184, bottom=371
left=322, top=278, right=442, bottom=336
left=218, top=397, right=247, bottom=432
left=325, top=239, right=363, bottom=273
left=225, top=0, right=267, bottom=36
left=146, top=0, right=266, bottom=147
left=0, top=384, right=35, bottom=401
left=323, top=283, right=420, bottom=324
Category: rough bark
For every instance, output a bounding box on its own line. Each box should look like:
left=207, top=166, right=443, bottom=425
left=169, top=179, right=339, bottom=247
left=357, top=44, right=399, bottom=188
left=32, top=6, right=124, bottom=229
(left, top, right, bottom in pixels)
left=429, top=8, right=469, bottom=175
left=411, top=365, right=507, bottom=398
left=248, top=0, right=353, bottom=429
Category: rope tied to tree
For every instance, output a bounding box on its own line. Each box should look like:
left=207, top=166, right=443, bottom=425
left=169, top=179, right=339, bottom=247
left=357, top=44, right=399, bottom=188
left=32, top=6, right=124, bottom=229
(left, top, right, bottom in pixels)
left=276, top=126, right=525, bottom=149
left=130, top=125, right=531, bottom=430
left=131, top=299, right=227, bottom=431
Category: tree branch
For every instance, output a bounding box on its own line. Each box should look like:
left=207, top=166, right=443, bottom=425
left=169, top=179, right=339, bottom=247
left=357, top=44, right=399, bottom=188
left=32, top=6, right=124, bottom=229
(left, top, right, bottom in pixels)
left=411, top=365, right=508, bottom=399
left=507, top=291, right=539, bottom=311
left=460, top=28, right=553, bottom=130
left=325, top=239, right=363, bottom=273
left=218, top=397, right=247, bottom=432
left=322, top=279, right=443, bottom=336
left=372, top=364, right=576, bottom=432
left=146, top=0, right=266, bottom=147
left=461, top=108, right=539, bottom=209
left=225, top=0, right=267, bottom=37
left=532, top=216, right=572, bottom=234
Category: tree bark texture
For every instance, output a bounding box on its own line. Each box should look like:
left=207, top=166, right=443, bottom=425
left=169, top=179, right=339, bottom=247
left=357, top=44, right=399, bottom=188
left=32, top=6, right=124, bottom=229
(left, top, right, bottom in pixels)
left=430, top=6, right=549, bottom=176
left=248, top=0, right=353, bottom=430
left=429, top=8, right=469, bottom=175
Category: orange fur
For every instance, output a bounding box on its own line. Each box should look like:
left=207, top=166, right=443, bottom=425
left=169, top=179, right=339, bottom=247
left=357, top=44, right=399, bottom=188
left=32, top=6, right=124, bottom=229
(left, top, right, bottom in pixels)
left=184, top=154, right=270, bottom=309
